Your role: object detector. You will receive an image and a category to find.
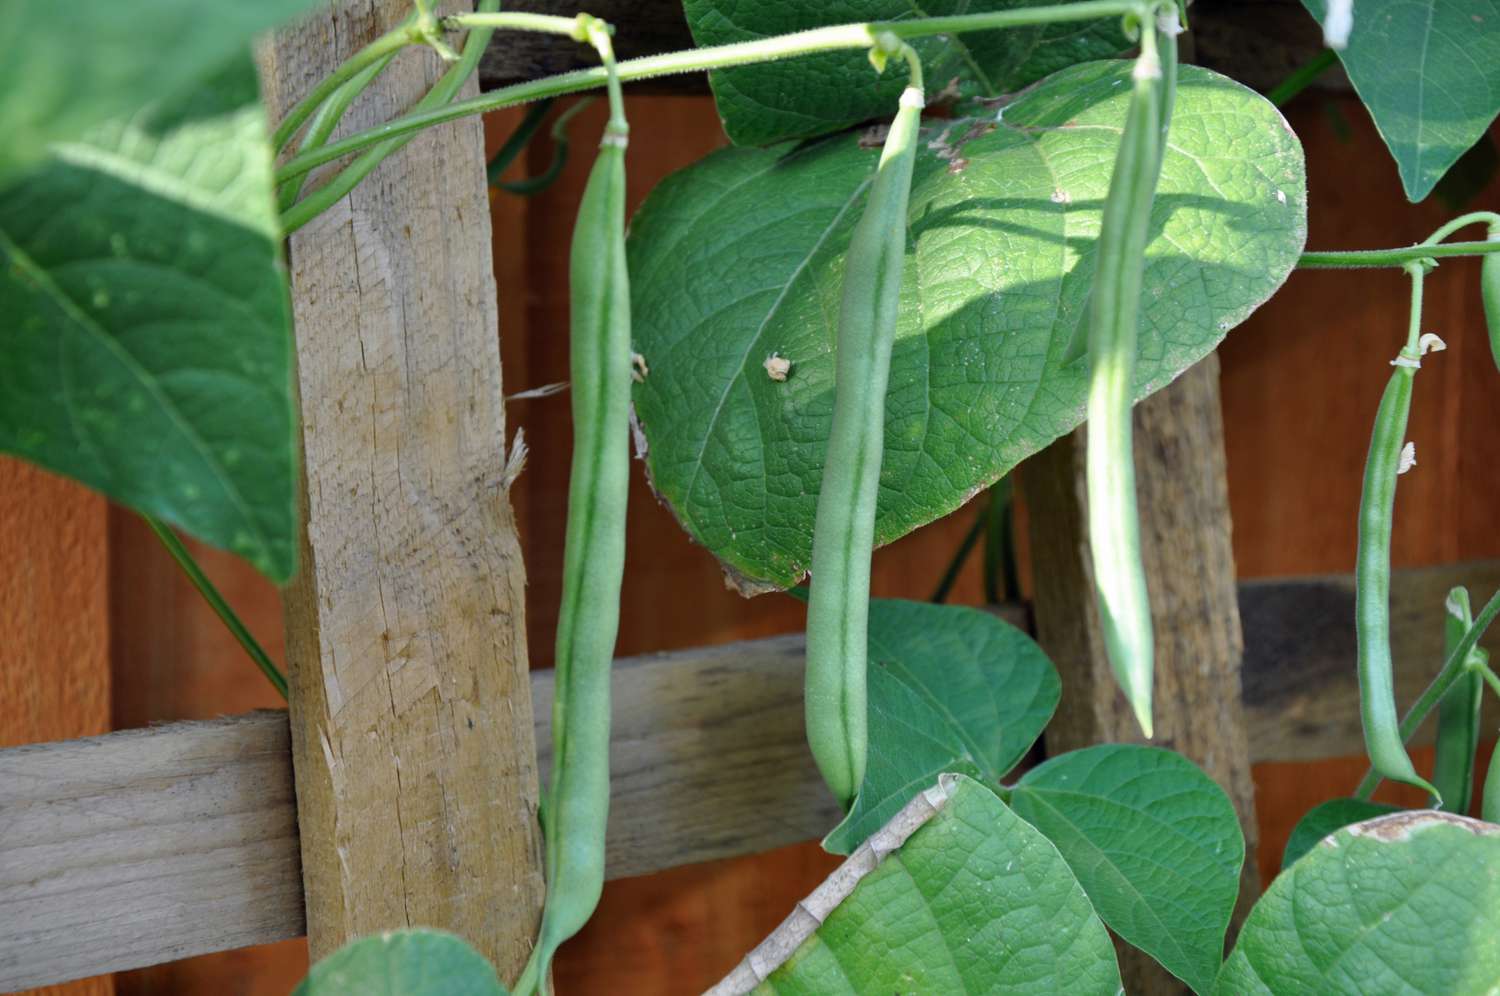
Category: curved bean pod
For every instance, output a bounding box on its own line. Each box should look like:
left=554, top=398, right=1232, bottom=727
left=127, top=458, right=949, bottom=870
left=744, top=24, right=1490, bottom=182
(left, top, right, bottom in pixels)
left=1085, top=12, right=1173, bottom=738
left=1355, top=263, right=1440, bottom=801
left=1484, top=734, right=1500, bottom=824
left=804, top=39, right=924, bottom=807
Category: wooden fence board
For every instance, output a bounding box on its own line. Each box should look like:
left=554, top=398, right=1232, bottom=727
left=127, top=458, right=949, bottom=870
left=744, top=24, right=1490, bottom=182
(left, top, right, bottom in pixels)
left=0, top=714, right=299, bottom=991
left=257, top=0, right=545, bottom=976
left=3, top=565, right=1497, bottom=989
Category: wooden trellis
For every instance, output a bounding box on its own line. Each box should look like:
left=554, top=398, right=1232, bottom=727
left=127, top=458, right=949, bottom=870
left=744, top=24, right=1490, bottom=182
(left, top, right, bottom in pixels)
left=5, top=561, right=1498, bottom=989
left=5, top=1, right=1483, bottom=993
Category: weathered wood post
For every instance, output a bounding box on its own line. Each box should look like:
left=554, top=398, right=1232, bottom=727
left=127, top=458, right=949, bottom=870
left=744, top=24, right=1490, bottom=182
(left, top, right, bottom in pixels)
left=258, top=0, right=545, bottom=976
left=1023, top=356, right=1258, bottom=994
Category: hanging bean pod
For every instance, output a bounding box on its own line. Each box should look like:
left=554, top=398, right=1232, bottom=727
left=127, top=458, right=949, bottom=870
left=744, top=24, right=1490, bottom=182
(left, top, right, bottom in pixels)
left=513, top=16, right=630, bottom=996
left=1084, top=8, right=1175, bottom=738
left=804, top=36, right=924, bottom=807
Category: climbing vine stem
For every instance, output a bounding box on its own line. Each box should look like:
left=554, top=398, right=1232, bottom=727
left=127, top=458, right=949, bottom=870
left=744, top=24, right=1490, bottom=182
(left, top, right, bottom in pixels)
left=275, top=0, right=1156, bottom=186
left=1298, top=241, right=1500, bottom=268
left=144, top=516, right=288, bottom=699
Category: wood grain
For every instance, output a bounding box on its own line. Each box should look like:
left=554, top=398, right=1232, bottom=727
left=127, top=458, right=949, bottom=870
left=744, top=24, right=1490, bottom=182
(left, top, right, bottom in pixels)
left=1021, top=357, right=1258, bottom=994
left=0, top=714, right=301, bottom=992
left=6, top=564, right=1497, bottom=990
left=0, top=457, right=113, bottom=996
left=257, top=0, right=545, bottom=974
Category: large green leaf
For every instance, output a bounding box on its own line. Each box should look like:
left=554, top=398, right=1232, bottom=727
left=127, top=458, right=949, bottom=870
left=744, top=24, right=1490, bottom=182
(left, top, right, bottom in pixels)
left=295, top=929, right=507, bottom=996
left=683, top=0, right=1127, bottom=146
left=0, top=0, right=319, bottom=182
left=0, top=56, right=298, bottom=581
left=739, top=774, right=1121, bottom=994
left=1217, top=811, right=1500, bottom=995
left=1009, top=745, right=1244, bottom=995
left=1301, top=0, right=1500, bottom=202
left=1280, top=797, right=1401, bottom=870
left=823, top=599, right=1058, bottom=854
left=629, top=61, right=1306, bottom=592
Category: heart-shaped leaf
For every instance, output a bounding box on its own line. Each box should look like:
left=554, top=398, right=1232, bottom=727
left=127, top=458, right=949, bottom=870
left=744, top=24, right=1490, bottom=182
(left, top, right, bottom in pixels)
left=823, top=599, right=1058, bottom=854
left=0, top=56, right=299, bottom=581
left=628, top=61, right=1306, bottom=592
left=725, top=774, right=1121, bottom=994
left=1301, top=0, right=1500, bottom=202
left=295, top=929, right=507, bottom=996
left=1281, top=797, right=1401, bottom=870
left=0, top=0, right=319, bottom=183
left=683, top=0, right=1127, bottom=146
left=1218, top=811, right=1500, bottom=994
left=1009, top=745, right=1245, bottom=995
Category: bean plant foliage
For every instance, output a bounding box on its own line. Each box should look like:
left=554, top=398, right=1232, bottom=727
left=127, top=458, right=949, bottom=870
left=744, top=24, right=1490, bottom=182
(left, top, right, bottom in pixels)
left=0, top=6, right=301, bottom=581
left=628, top=59, right=1306, bottom=591
left=1301, top=0, right=1500, bottom=202
left=8, top=0, right=1500, bottom=994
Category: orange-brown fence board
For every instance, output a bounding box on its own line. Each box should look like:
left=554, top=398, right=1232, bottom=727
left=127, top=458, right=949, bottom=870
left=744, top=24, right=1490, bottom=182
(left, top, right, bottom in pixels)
left=1, top=458, right=113, bottom=996
left=9, top=65, right=1500, bottom=996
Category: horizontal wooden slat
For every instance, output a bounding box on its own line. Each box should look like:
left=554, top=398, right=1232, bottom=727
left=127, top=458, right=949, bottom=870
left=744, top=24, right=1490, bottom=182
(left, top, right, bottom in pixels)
left=1242, top=560, right=1500, bottom=761
left=0, top=713, right=304, bottom=991
left=4, top=564, right=1497, bottom=989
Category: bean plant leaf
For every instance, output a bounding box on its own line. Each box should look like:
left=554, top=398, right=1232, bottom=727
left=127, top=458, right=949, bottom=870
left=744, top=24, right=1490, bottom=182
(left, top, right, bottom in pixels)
left=823, top=600, right=1058, bottom=855
left=628, top=61, right=1306, bottom=592
left=0, top=0, right=319, bottom=183
left=1280, top=798, right=1401, bottom=870
left=1009, top=745, right=1244, bottom=995
left=1217, top=811, right=1500, bottom=995
left=682, top=0, right=1128, bottom=146
left=0, top=55, right=299, bottom=581
left=1300, top=0, right=1500, bottom=202
left=295, top=929, right=508, bottom=996
left=743, top=774, right=1122, bottom=994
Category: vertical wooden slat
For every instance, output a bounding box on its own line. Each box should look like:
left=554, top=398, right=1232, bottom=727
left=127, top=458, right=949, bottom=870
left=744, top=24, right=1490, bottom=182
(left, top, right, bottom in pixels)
left=0, top=457, right=114, bottom=996
left=257, top=1, right=545, bottom=976
left=1022, top=356, right=1257, bottom=994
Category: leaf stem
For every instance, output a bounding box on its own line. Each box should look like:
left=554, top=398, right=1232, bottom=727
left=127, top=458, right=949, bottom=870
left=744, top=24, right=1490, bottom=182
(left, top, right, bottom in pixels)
left=1421, top=211, right=1500, bottom=246
left=1266, top=48, right=1337, bottom=107
left=275, top=0, right=1153, bottom=186
left=1353, top=588, right=1500, bottom=800
left=931, top=506, right=986, bottom=604
left=1479, top=661, right=1500, bottom=701
left=280, top=0, right=501, bottom=234
left=1297, top=241, right=1500, bottom=269
left=487, top=98, right=556, bottom=185
left=272, top=17, right=417, bottom=153
left=278, top=50, right=400, bottom=212
left=493, top=97, right=595, bottom=196
left=144, top=516, right=288, bottom=699
left=444, top=11, right=590, bottom=38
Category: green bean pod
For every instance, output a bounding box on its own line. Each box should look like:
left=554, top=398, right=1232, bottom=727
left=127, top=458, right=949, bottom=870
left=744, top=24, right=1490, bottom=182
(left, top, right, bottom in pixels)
left=1484, top=734, right=1500, bottom=823
left=514, top=20, right=630, bottom=996
left=1484, top=222, right=1500, bottom=373
left=1085, top=19, right=1170, bottom=739
left=805, top=50, right=923, bottom=808
left=1433, top=587, right=1484, bottom=811
left=1355, top=293, right=1440, bottom=800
